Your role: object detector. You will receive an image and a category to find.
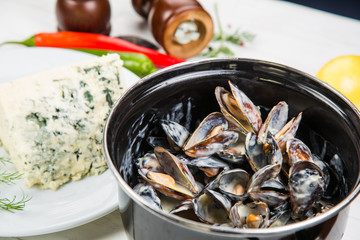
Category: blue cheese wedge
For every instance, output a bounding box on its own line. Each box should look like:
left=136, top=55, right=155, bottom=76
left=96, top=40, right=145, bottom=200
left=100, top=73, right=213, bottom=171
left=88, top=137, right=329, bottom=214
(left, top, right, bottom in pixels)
left=0, top=54, right=124, bottom=190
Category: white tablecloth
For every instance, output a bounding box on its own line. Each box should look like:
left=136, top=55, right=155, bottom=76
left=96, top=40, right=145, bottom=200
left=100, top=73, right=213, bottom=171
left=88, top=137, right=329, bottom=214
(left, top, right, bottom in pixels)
left=0, top=0, right=359, bottom=239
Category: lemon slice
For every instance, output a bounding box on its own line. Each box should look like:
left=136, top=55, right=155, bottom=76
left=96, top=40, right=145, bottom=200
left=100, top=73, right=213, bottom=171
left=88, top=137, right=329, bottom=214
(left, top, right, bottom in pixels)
left=316, top=55, right=360, bottom=109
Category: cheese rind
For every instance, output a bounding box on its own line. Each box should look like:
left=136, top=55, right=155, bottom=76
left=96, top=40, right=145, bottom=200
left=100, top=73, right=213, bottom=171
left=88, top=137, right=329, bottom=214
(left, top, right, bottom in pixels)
left=0, top=54, right=124, bottom=190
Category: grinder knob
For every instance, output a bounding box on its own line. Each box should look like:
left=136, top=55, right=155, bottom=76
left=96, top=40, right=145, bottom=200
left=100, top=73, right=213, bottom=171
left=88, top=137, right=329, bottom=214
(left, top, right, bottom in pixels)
left=56, top=0, right=111, bottom=35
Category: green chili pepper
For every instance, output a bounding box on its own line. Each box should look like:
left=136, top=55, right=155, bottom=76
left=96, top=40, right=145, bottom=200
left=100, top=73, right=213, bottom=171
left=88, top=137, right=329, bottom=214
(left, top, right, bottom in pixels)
left=73, top=48, right=157, bottom=78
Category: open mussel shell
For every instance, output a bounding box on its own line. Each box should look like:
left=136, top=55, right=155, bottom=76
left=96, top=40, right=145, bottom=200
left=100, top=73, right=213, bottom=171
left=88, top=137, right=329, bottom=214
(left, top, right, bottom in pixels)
left=202, top=169, right=227, bottom=191
left=133, top=182, right=162, bottom=210
left=249, top=190, right=289, bottom=208
left=286, top=138, right=312, bottom=166
left=269, top=210, right=291, bottom=228
left=249, top=178, right=289, bottom=208
left=312, top=154, right=331, bottom=189
left=258, top=101, right=289, bottom=144
left=169, top=199, right=201, bottom=222
left=247, top=163, right=282, bottom=192
left=289, top=161, right=325, bottom=219
left=245, top=132, right=267, bottom=172
left=218, top=169, right=250, bottom=201
left=138, top=169, right=194, bottom=200
left=215, top=86, right=247, bottom=132
left=186, top=156, right=230, bottom=177
left=228, top=81, right=263, bottom=134
left=160, top=119, right=190, bottom=150
left=275, top=112, right=302, bottom=153
left=215, top=82, right=262, bottom=134
left=328, top=154, right=348, bottom=201
left=155, top=146, right=200, bottom=194
left=229, top=202, right=270, bottom=228
left=193, top=189, right=232, bottom=225
left=183, top=112, right=228, bottom=151
left=135, top=152, right=163, bottom=172
left=265, top=133, right=283, bottom=170
left=217, top=129, right=247, bottom=164
left=260, top=179, right=288, bottom=194
left=170, top=199, right=194, bottom=214
left=184, top=130, right=240, bottom=158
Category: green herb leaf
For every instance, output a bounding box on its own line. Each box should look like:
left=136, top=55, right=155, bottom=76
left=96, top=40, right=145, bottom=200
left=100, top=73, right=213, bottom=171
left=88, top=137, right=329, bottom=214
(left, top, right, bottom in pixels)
left=0, top=195, right=31, bottom=213
left=0, top=156, right=11, bottom=165
left=0, top=157, right=31, bottom=213
left=0, top=171, right=22, bottom=185
left=202, top=3, right=256, bottom=57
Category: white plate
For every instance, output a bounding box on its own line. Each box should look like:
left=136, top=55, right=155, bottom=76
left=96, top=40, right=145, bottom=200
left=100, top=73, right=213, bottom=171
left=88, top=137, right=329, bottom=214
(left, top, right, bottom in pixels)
left=0, top=47, right=139, bottom=237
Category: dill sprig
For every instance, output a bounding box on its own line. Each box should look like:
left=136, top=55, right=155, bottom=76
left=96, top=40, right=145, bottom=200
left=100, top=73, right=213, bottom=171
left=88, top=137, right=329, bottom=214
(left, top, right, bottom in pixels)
left=0, top=155, right=31, bottom=212
left=213, top=30, right=256, bottom=46
left=0, top=156, right=22, bottom=184
left=0, top=195, right=31, bottom=213
left=202, top=3, right=256, bottom=57
left=0, top=156, right=11, bottom=164
left=0, top=171, right=22, bottom=185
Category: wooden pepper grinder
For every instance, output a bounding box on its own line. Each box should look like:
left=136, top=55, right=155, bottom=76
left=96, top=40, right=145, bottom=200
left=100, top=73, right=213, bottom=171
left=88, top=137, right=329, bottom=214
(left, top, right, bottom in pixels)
left=56, top=0, right=111, bottom=35
left=132, top=0, right=213, bottom=59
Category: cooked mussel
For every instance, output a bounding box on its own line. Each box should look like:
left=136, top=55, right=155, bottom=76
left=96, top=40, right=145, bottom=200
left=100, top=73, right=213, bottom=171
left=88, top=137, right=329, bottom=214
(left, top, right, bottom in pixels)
left=215, top=81, right=262, bottom=134
left=229, top=202, right=270, bottom=228
left=154, top=146, right=200, bottom=194
left=184, top=130, right=240, bottom=158
left=134, top=182, right=162, bottom=209
left=218, top=169, right=250, bottom=201
left=193, top=189, right=232, bottom=224
left=275, top=112, right=302, bottom=153
left=132, top=80, right=344, bottom=229
left=269, top=210, right=291, bottom=228
left=160, top=119, right=190, bottom=150
left=245, top=132, right=267, bottom=172
left=286, top=138, right=312, bottom=166
left=258, top=101, right=289, bottom=144
left=138, top=168, right=194, bottom=200
left=289, top=161, right=325, bottom=219
left=186, top=156, right=230, bottom=177
left=217, top=129, right=247, bottom=164
left=183, top=112, right=228, bottom=151
left=182, top=112, right=240, bottom=158
left=136, top=152, right=162, bottom=172
left=247, top=164, right=281, bottom=192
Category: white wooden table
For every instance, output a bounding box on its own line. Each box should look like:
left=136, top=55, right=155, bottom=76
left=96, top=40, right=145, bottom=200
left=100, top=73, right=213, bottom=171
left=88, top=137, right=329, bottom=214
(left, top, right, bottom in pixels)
left=0, top=0, right=359, bottom=239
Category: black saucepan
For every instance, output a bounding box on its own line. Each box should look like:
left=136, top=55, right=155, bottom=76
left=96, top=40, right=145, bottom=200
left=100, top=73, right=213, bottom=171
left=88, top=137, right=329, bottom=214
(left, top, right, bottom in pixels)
left=104, top=58, right=360, bottom=240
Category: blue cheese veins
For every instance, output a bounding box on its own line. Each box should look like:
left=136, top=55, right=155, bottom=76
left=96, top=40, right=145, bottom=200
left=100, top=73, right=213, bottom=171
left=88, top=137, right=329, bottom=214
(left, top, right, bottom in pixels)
left=0, top=54, right=125, bottom=190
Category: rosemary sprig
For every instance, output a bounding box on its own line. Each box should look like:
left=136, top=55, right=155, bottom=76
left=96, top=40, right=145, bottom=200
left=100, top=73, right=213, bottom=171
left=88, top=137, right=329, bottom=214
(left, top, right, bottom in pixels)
left=202, top=3, right=256, bottom=57
left=0, top=195, right=31, bottom=213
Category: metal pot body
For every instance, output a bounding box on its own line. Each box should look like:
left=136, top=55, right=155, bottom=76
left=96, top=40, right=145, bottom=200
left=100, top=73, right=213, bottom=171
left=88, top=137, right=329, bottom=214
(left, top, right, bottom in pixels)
left=104, top=58, right=360, bottom=240
left=117, top=187, right=349, bottom=240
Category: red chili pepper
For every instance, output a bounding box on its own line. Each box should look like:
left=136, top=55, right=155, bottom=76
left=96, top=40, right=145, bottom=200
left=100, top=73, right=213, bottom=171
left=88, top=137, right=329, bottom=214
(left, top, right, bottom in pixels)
left=3, top=31, right=185, bottom=68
